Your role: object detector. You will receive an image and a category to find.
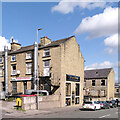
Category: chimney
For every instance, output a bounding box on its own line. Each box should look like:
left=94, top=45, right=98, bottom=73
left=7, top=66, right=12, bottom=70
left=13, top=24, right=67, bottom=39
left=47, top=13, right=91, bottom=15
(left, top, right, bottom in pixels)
left=41, top=36, right=51, bottom=46
left=11, top=38, right=21, bottom=51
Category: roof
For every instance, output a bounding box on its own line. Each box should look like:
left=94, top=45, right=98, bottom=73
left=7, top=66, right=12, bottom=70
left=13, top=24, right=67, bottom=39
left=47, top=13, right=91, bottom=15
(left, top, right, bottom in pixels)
left=0, top=35, right=75, bottom=55
left=84, top=68, right=112, bottom=79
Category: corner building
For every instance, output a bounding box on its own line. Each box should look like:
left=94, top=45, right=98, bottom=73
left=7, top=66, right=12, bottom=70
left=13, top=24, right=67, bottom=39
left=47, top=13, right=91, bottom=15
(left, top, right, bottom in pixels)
left=0, top=36, right=84, bottom=107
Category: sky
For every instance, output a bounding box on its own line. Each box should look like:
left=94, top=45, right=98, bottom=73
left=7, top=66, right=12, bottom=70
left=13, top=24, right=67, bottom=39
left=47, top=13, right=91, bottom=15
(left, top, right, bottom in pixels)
left=0, top=0, right=119, bottom=82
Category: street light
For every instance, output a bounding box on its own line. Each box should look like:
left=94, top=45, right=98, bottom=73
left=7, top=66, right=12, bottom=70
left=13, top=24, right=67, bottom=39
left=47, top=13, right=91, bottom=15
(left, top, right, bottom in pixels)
left=36, top=28, right=42, bottom=110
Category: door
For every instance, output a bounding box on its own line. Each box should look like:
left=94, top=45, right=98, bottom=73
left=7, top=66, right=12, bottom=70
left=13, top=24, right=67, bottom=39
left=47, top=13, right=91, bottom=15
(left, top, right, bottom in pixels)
left=24, top=82, right=27, bottom=94
left=12, top=82, right=17, bottom=94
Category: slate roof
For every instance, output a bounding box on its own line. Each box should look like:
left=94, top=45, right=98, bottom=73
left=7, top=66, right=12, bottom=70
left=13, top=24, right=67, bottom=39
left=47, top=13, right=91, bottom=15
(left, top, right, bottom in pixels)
left=0, top=35, right=75, bottom=55
left=84, top=68, right=112, bottom=79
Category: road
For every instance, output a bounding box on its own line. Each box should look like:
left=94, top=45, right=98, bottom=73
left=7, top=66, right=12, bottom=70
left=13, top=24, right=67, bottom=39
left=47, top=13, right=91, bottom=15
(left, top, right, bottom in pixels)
left=1, top=101, right=119, bottom=119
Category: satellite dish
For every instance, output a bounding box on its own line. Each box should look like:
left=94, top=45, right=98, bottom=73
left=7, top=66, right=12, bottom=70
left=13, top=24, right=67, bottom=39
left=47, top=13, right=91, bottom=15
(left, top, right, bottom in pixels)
left=17, top=70, right=20, bottom=75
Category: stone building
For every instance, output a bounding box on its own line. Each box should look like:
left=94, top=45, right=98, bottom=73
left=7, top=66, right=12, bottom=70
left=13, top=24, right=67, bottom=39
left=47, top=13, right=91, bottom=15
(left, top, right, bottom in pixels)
left=0, top=35, right=84, bottom=107
left=114, top=83, right=120, bottom=98
left=84, top=68, right=115, bottom=101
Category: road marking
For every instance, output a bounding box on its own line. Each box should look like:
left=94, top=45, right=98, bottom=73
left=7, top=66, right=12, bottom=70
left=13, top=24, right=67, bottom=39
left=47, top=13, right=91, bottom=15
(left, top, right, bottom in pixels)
left=99, top=114, right=110, bottom=118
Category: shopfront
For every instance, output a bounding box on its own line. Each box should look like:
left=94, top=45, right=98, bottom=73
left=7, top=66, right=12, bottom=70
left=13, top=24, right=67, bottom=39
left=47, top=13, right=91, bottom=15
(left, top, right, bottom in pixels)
left=66, top=74, right=80, bottom=106
left=11, top=77, right=33, bottom=94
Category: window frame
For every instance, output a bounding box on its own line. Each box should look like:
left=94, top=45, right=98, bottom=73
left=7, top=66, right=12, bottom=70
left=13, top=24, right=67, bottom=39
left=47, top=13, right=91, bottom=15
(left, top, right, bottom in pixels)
left=11, top=55, right=16, bottom=62
left=101, top=80, right=105, bottom=86
left=0, top=57, right=2, bottom=63
left=92, top=80, right=95, bottom=86
left=43, top=49, right=50, bottom=57
left=26, top=63, right=32, bottom=74
left=26, top=52, right=32, bottom=60
left=11, top=64, right=16, bottom=75
left=0, top=66, right=3, bottom=77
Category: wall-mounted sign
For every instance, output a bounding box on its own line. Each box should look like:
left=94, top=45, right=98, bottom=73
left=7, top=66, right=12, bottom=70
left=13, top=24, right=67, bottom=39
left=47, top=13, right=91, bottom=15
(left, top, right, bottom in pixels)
left=66, top=74, right=80, bottom=82
left=11, top=77, right=33, bottom=82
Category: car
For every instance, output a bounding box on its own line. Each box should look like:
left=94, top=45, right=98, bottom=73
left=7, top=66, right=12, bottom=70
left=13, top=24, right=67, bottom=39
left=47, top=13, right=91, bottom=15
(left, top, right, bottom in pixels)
left=106, top=100, right=117, bottom=108
left=97, top=101, right=110, bottom=109
left=82, top=101, right=101, bottom=110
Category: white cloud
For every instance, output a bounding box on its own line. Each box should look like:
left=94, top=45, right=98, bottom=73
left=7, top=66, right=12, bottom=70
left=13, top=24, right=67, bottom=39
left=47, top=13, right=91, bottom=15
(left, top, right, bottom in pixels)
left=75, top=7, right=118, bottom=39
left=85, top=61, right=114, bottom=70
left=104, top=34, right=118, bottom=48
left=51, top=0, right=106, bottom=14
left=0, top=36, right=11, bottom=51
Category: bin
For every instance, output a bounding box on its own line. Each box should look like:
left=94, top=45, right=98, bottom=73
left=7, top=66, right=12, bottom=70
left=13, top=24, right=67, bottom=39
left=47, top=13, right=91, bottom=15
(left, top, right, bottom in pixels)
left=16, top=97, right=22, bottom=107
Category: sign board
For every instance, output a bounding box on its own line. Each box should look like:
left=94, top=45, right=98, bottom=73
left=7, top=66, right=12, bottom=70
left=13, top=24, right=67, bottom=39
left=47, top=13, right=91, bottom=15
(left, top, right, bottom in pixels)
left=66, top=74, right=80, bottom=82
left=11, top=77, right=33, bottom=82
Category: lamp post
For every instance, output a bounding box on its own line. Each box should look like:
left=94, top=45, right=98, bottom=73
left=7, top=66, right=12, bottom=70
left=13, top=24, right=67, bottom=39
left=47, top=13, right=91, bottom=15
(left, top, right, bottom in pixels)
left=36, top=28, right=42, bottom=110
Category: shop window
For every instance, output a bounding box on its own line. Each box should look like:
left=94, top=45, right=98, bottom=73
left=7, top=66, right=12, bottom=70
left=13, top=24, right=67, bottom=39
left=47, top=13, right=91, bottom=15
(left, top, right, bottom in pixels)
left=43, top=60, right=50, bottom=76
left=76, top=83, right=80, bottom=96
left=0, top=66, right=3, bottom=77
left=11, top=64, right=16, bottom=75
left=11, top=55, right=16, bottom=61
left=26, top=53, right=32, bottom=59
left=12, top=82, right=17, bottom=93
left=116, top=89, right=119, bottom=93
left=92, top=80, right=95, bottom=86
left=66, top=83, right=71, bottom=96
left=101, top=80, right=105, bottom=86
left=66, top=98, right=71, bottom=106
left=2, top=82, right=5, bottom=91
left=0, top=57, right=2, bottom=63
left=75, top=97, right=79, bottom=104
left=44, top=49, right=50, bottom=57
left=26, top=63, right=32, bottom=74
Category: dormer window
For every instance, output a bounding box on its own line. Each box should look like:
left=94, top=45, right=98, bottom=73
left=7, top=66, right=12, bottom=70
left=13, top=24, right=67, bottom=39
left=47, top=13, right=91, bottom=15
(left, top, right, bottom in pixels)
left=11, top=55, right=16, bottom=61
left=44, top=49, right=50, bottom=57
left=26, top=53, right=32, bottom=60
left=0, top=57, right=2, bottom=63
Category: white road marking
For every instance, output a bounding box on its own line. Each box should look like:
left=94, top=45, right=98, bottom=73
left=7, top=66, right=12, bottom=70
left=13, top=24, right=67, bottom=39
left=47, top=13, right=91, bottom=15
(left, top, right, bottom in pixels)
left=99, top=114, right=110, bottom=118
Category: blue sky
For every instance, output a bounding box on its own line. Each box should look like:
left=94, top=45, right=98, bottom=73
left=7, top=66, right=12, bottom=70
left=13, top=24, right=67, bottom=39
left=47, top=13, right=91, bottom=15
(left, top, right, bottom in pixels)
left=1, top=1, right=118, bottom=82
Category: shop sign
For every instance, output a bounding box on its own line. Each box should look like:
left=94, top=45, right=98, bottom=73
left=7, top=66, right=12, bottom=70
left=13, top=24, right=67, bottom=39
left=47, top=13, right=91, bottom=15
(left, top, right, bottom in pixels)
left=66, top=74, right=80, bottom=82
left=11, top=77, right=32, bottom=81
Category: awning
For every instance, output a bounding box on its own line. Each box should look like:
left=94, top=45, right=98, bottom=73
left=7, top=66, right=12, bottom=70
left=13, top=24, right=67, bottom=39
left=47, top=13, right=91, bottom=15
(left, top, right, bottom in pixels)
left=11, top=77, right=33, bottom=82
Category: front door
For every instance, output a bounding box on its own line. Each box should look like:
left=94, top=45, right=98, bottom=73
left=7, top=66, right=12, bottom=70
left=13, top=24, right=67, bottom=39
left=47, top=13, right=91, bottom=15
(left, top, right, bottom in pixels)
left=24, top=82, right=27, bottom=94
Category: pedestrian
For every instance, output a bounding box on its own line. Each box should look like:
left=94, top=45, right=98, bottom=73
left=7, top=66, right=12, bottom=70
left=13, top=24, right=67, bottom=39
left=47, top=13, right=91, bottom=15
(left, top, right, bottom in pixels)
left=116, top=99, right=119, bottom=107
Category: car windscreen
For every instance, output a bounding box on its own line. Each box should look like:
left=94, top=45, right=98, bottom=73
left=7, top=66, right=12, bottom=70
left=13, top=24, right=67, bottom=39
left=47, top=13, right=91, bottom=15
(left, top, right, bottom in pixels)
left=84, top=102, right=92, bottom=104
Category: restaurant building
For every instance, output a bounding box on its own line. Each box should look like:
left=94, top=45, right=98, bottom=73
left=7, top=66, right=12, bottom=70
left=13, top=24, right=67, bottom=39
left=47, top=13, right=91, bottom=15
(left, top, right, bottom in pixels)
left=0, top=35, right=84, bottom=107
left=84, top=68, right=115, bottom=101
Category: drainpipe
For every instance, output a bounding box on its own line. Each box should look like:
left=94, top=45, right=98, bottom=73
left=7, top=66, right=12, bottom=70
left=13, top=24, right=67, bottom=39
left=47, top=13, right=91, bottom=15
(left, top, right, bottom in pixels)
left=34, top=42, right=38, bottom=90
left=4, top=46, right=8, bottom=95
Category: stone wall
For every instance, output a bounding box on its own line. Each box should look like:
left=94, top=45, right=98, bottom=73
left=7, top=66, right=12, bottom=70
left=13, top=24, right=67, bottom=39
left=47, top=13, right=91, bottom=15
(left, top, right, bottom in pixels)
left=22, top=95, right=60, bottom=110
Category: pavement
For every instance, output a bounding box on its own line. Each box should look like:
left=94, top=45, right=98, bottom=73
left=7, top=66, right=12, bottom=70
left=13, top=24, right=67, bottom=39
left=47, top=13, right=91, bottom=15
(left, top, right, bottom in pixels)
left=1, top=100, right=119, bottom=119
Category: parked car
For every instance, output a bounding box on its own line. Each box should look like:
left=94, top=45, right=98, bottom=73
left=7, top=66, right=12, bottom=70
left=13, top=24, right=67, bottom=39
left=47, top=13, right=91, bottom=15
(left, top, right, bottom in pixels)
left=82, top=101, right=101, bottom=110
left=97, top=101, right=110, bottom=109
left=106, top=100, right=117, bottom=108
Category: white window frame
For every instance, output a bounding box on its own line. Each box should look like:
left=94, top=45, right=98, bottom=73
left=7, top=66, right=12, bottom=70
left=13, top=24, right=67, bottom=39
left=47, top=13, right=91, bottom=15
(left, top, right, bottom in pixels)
left=0, top=66, right=3, bottom=77
left=26, top=53, right=32, bottom=60
left=11, top=55, right=16, bottom=62
left=44, top=49, right=50, bottom=57
left=26, top=63, right=32, bottom=74
left=11, top=64, right=16, bottom=75
left=0, top=57, right=2, bottom=63
left=43, top=60, right=50, bottom=76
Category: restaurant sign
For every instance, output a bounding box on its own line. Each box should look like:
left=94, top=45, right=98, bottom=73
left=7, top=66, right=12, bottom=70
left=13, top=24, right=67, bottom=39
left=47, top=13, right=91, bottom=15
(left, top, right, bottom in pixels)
left=66, top=74, right=80, bottom=82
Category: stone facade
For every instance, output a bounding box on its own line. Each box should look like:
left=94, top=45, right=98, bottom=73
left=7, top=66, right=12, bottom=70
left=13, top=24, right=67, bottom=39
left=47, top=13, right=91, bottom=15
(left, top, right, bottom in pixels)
left=0, top=35, right=84, bottom=107
left=114, top=83, right=120, bottom=98
left=84, top=68, right=115, bottom=101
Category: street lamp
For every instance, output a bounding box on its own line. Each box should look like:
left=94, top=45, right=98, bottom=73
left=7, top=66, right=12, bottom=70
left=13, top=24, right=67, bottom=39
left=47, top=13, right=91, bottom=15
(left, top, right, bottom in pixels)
left=36, top=28, right=42, bottom=110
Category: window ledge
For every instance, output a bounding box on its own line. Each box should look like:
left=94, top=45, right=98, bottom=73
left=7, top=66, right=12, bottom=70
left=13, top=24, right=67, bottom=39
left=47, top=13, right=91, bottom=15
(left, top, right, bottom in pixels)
left=11, top=74, right=17, bottom=76
left=42, top=55, right=51, bottom=58
left=26, top=58, right=32, bottom=60
left=26, top=73, right=32, bottom=75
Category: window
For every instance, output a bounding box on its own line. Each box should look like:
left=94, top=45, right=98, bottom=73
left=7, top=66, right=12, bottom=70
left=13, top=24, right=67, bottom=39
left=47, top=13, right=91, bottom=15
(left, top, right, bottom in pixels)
left=76, top=83, right=80, bottom=96
left=11, top=55, right=16, bottom=61
left=92, top=80, right=95, bottom=86
left=66, top=83, right=71, bottom=96
left=26, top=53, right=32, bottom=59
left=0, top=66, right=3, bottom=77
left=0, top=57, right=2, bottom=63
left=101, top=80, right=105, bottom=86
left=11, top=64, right=16, bottom=75
left=26, top=63, right=32, bottom=74
left=43, top=60, right=50, bottom=76
left=116, top=89, right=119, bottom=93
left=12, top=82, right=17, bottom=93
left=44, top=49, right=50, bottom=57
